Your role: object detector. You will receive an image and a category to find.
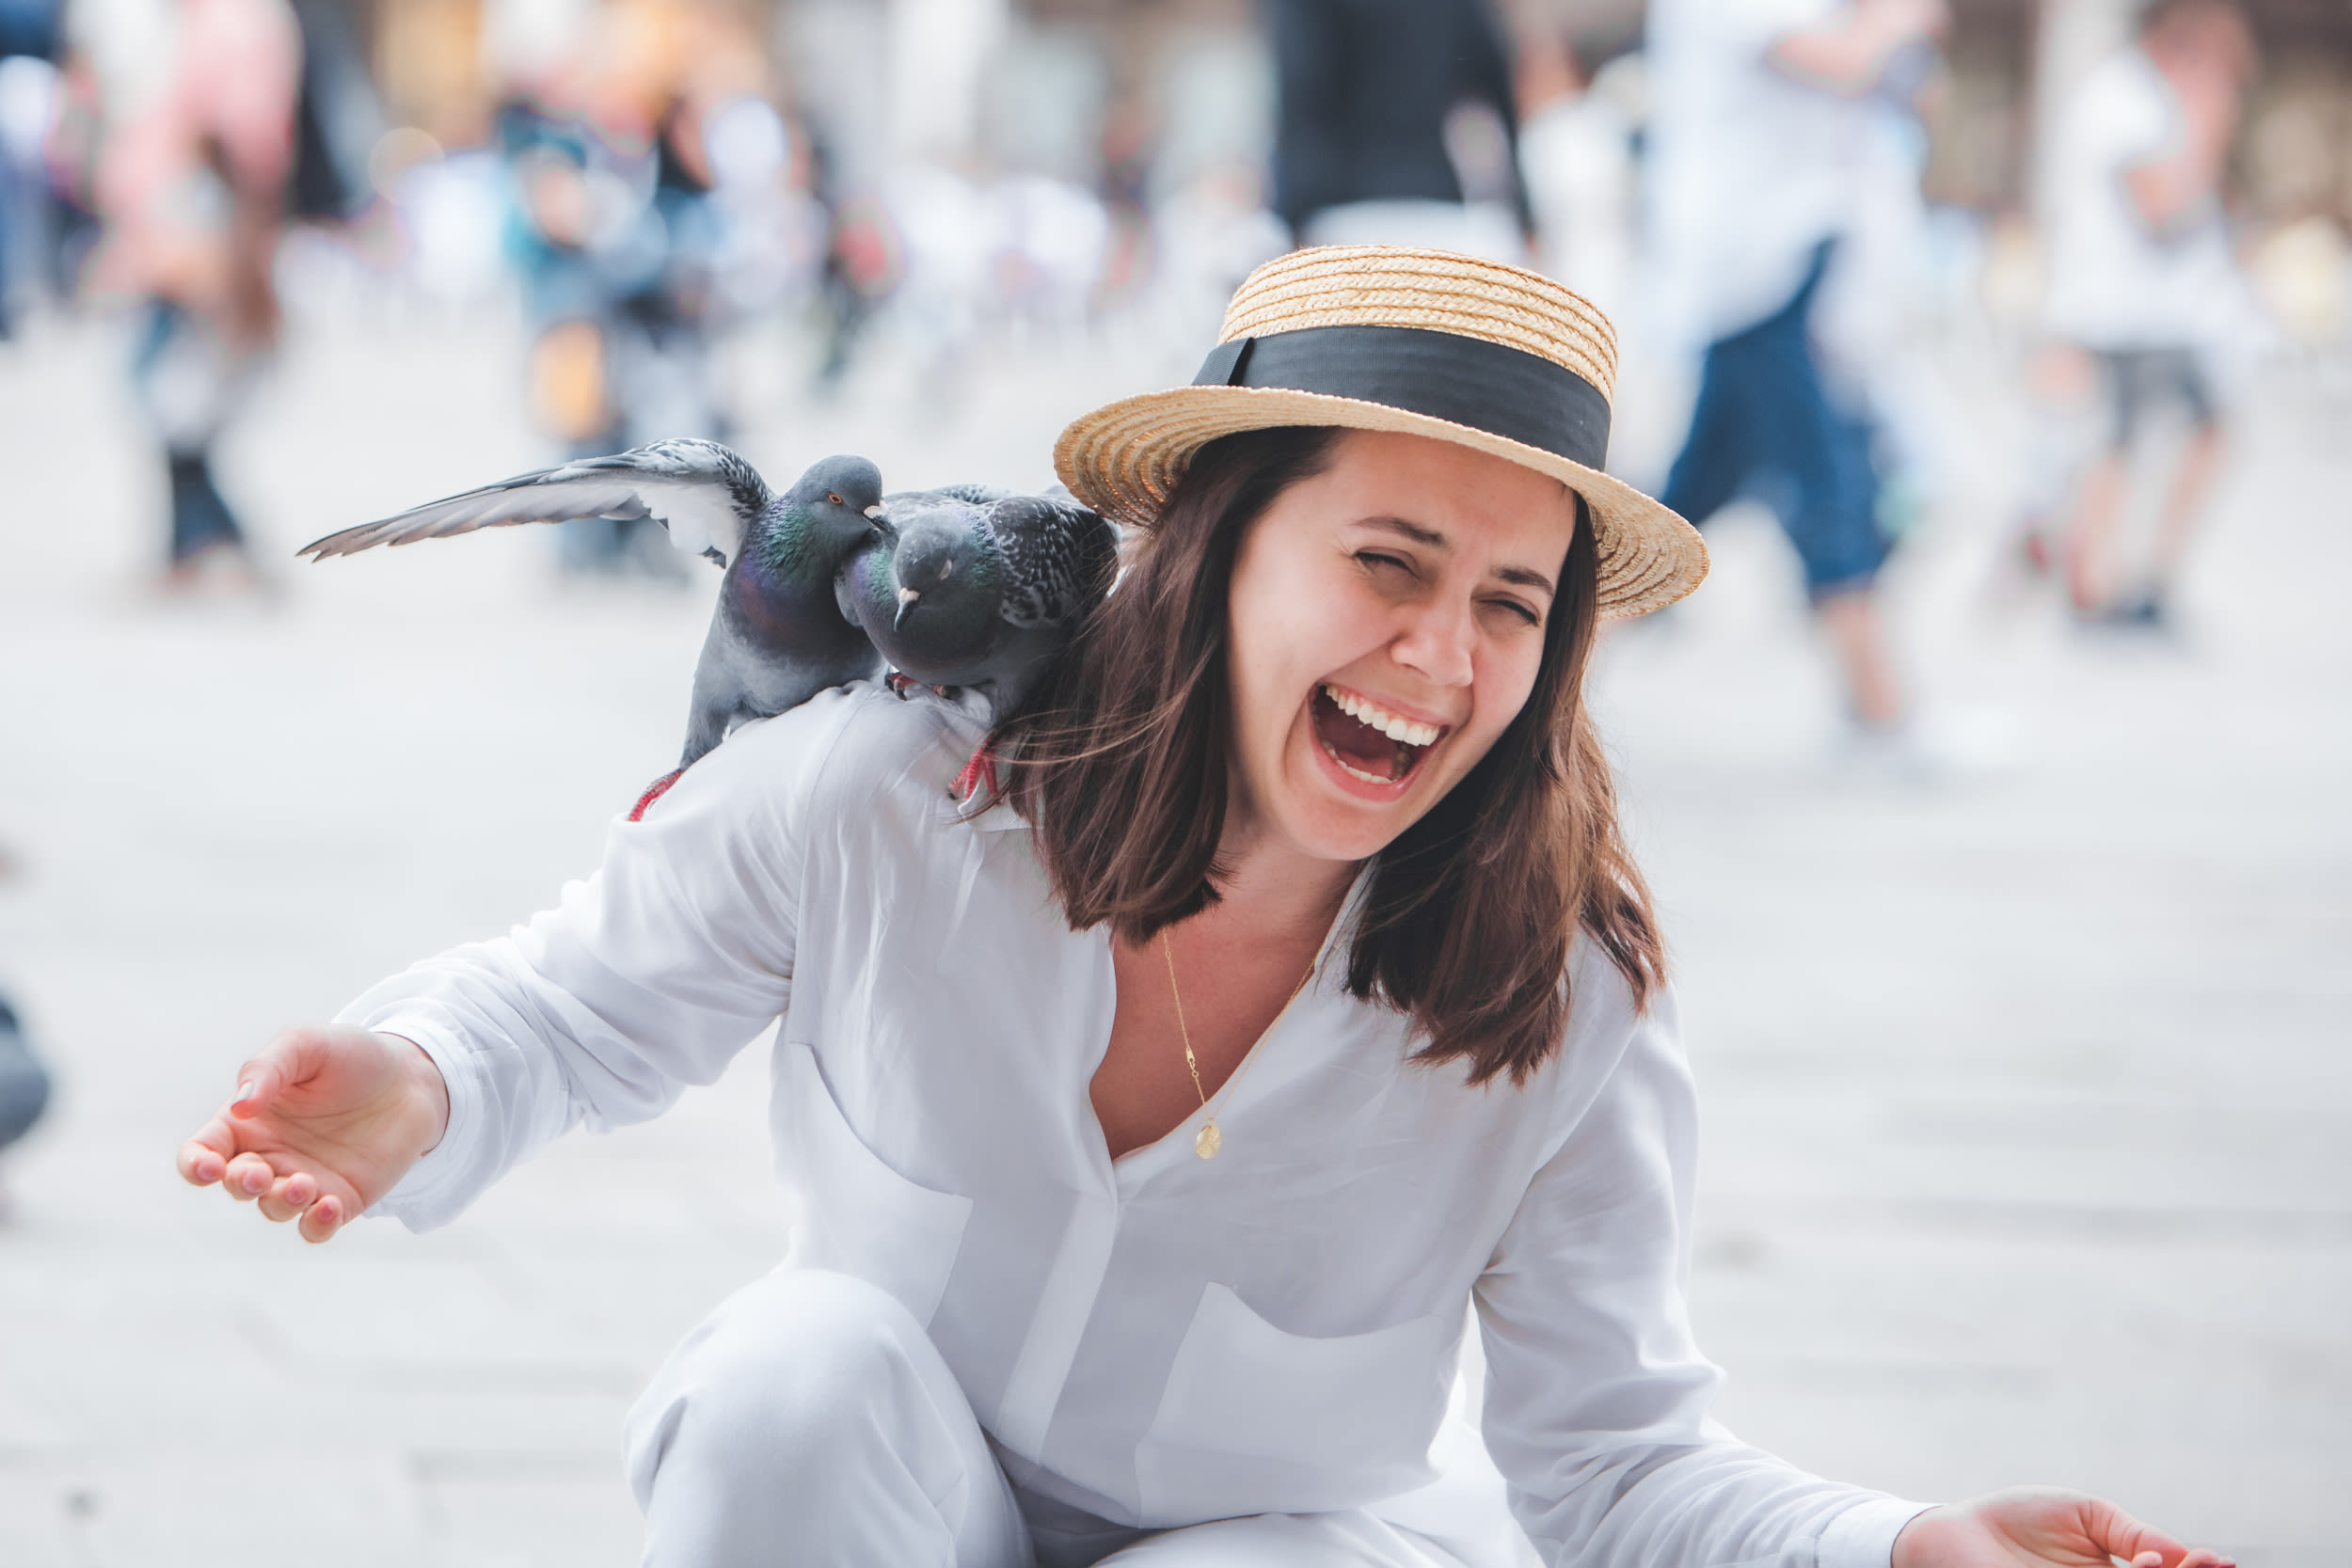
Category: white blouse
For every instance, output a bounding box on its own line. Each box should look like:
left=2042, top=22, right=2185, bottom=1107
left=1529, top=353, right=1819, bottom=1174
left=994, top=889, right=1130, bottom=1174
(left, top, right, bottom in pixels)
left=349, top=684, right=1926, bottom=1567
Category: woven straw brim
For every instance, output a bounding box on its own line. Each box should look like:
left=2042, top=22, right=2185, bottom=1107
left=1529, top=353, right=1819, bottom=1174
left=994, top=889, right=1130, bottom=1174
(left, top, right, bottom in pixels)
left=1055, top=386, right=1708, bottom=619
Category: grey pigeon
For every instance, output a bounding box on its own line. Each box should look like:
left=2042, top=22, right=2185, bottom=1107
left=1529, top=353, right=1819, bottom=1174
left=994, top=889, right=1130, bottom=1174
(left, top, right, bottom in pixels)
left=302, top=440, right=888, bottom=768
left=841, top=487, right=1119, bottom=720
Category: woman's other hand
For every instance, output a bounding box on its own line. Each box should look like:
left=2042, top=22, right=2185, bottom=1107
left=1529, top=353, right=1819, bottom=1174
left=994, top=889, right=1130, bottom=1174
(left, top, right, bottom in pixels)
left=176, top=1027, right=451, bottom=1243
left=1894, top=1488, right=2235, bottom=1568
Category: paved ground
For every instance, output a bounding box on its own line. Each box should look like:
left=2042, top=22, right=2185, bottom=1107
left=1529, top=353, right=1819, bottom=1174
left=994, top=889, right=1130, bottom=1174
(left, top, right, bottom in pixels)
left=0, top=291, right=2345, bottom=1567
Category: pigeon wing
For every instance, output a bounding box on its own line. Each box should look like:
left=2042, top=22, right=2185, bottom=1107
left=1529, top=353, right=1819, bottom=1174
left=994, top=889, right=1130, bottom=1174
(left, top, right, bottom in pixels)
left=986, top=495, right=1119, bottom=628
left=928, top=481, right=1014, bottom=507
left=300, top=438, right=772, bottom=565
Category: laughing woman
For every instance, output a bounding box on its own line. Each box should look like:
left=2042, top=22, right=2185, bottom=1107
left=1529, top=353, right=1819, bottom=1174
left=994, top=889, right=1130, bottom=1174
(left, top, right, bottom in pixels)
left=180, top=250, right=2228, bottom=1568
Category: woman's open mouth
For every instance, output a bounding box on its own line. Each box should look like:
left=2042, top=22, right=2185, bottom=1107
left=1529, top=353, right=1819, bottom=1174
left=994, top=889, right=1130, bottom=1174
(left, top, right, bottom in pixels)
left=1311, top=684, right=1447, bottom=788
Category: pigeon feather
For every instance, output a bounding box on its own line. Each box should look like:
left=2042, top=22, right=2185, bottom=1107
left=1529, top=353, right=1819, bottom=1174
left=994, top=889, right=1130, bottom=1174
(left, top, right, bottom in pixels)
left=299, top=438, right=771, bottom=565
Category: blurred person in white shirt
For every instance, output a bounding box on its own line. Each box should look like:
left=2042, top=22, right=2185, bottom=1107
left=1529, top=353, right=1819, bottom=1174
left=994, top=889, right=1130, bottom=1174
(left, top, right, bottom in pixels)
left=2040, top=0, right=2257, bottom=629
left=1645, top=0, right=1943, bottom=756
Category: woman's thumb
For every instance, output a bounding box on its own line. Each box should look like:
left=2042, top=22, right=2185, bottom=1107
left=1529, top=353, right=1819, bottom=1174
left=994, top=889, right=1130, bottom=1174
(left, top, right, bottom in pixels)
left=230, top=1028, right=322, bottom=1118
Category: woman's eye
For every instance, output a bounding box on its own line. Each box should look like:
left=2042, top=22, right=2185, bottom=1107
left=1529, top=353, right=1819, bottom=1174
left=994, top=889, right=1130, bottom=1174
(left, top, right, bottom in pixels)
left=1485, top=597, right=1542, bottom=627
left=1356, top=550, right=1411, bottom=575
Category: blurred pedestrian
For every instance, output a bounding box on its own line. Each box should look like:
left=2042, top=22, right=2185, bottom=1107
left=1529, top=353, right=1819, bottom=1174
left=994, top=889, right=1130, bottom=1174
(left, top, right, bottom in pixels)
left=1263, top=0, right=1532, bottom=261
left=1646, top=0, right=1944, bottom=754
left=0, top=990, right=50, bottom=1217
left=501, top=1, right=754, bottom=578
left=2040, top=0, right=2257, bottom=629
left=85, top=0, right=300, bottom=593
left=0, top=0, right=62, bottom=338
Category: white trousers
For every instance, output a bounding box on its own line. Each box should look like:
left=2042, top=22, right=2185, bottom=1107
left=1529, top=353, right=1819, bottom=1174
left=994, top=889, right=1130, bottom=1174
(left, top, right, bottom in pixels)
left=625, top=1269, right=1473, bottom=1568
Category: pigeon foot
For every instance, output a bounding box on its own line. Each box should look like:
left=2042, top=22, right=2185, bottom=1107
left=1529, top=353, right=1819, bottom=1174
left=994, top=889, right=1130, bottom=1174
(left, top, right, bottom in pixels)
left=952, top=749, right=998, bottom=803
left=629, top=768, right=687, bottom=822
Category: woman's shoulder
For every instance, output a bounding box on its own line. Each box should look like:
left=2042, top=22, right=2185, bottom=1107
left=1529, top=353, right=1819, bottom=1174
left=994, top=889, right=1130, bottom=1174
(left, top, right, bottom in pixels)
left=697, top=680, right=988, bottom=832
left=1530, top=934, right=1686, bottom=1117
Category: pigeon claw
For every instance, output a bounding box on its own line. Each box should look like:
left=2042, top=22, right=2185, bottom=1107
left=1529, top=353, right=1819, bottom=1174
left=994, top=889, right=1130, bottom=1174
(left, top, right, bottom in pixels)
left=629, top=768, right=687, bottom=822
left=885, top=671, right=919, bottom=701
left=952, top=748, right=999, bottom=803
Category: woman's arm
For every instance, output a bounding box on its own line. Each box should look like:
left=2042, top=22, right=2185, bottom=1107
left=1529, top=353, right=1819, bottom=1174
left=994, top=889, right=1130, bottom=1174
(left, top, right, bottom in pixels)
left=179, top=689, right=866, bottom=1238
left=1476, top=986, right=1926, bottom=1567
left=1477, top=984, right=2232, bottom=1568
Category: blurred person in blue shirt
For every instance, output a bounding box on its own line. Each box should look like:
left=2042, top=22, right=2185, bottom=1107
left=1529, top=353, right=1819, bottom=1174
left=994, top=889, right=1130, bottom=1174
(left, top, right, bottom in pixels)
left=1645, top=0, right=1943, bottom=755
left=2039, top=0, right=2257, bottom=630
left=501, top=96, right=727, bottom=579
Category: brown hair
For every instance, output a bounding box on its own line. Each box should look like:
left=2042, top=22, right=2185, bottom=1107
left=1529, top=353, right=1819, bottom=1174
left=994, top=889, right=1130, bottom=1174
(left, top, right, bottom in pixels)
left=993, top=427, right=1664, bottom=1085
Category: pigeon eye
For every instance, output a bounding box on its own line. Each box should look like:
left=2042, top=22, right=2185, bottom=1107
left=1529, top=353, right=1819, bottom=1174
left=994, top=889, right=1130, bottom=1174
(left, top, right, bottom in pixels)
left=827, top=492, right=844, bottom=506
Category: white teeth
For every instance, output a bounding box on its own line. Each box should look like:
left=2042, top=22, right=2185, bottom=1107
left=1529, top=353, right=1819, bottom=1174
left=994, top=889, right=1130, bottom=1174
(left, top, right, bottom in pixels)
left=1323, top=685, right=1440, bottom=748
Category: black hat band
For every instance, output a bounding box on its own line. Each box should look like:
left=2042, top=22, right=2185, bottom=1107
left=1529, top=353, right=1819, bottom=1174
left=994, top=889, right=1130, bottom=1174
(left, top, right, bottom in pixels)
left=1192, top=324, right=1611, bottom=470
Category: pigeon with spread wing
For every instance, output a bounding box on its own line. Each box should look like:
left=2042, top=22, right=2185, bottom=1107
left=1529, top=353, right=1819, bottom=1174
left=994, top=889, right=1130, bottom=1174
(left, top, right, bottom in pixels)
left=303, top=440, right=888, bottom=768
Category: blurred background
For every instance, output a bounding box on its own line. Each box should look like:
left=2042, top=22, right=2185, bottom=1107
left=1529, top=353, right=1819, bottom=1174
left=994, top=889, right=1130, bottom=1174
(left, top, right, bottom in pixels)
left=0, top=0, right=2346, bottom=1561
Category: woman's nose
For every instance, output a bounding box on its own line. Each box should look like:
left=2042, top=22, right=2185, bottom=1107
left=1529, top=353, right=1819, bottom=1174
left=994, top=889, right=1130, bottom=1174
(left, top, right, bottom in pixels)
left=1391, top=597, right=1476, bottom=689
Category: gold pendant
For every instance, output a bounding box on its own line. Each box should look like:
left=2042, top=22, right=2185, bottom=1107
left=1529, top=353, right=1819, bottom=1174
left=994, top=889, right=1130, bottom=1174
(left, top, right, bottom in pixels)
left=1194, top=1122, right=1222, bottom=1160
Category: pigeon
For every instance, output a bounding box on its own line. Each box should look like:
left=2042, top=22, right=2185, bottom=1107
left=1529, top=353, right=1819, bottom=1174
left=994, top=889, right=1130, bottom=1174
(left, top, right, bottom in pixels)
left=841, top=486, right=1120, bottom=721
left=302, top=440, right=889, bottom=769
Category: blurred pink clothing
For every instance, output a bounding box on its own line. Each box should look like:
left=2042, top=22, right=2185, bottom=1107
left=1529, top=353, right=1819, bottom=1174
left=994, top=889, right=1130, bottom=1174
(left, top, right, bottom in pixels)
left=87, top=0, right=300, bottom=303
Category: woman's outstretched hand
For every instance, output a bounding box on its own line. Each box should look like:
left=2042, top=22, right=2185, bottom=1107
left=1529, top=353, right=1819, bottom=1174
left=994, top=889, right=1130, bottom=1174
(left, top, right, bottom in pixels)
left=176, top=1026, right=450, bottom=1243
left=1894, top=1489, right=2235, bottom=1568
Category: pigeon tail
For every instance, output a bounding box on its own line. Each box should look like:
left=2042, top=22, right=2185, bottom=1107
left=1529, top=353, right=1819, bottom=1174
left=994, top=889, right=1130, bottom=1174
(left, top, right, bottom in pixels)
left=629, top=768, right=687, bottom=822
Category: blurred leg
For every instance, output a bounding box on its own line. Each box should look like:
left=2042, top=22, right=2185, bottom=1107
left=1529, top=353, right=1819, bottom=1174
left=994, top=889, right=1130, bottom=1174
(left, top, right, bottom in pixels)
left=2062, top=453, right=2128, bottom=614
left=1815, top=588, right=1901, bottom=729
left=626, top=1268, right=1031, bottom=1568
left=167, top=448, right=245, bottom=564
left=2150, top=420, right=2226, bottom=593
left=1658, top=345, right=1757, bottom=531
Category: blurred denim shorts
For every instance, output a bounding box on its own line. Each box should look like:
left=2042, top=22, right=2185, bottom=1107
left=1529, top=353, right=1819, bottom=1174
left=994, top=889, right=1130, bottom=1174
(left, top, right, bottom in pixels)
left=1661, top=247, right=1887, bottom=599
left=2095, top=347, right=2217, bottom=450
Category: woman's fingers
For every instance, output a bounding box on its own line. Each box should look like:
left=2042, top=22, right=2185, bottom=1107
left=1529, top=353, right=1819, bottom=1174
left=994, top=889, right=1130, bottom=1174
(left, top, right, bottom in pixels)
left=2082, top=1500, right=2230, bottom=1568
left=298, top=1193, right=342, bottom=1244
left=257, top=1170, right=318, bottom=1223
left=177, top=1123, right=233, bottom=1186
left=223, top=1150, right=277, bottom=1201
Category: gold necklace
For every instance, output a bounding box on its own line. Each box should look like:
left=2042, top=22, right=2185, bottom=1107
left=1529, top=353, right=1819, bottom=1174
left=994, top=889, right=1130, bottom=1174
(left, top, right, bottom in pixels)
left=1159, top=931, right=1316, bottom=1159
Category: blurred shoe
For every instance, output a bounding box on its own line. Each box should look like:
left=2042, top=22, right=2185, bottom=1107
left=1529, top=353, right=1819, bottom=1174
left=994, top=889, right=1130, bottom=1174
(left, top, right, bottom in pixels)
left=1833, top=706, right=2024, bottom=786
left=2097, top=591, right=2169, bottom=629
left=157, top=540, right=279, bottom=603
left=2073, top=588, right=2182, bottom=641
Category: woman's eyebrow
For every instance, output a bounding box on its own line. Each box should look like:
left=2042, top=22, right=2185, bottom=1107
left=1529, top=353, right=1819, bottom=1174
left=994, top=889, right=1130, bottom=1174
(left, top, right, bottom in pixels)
left=1356, top=516, right=1556, bottom=597
left=1359, top=515, right=1449, bottom=550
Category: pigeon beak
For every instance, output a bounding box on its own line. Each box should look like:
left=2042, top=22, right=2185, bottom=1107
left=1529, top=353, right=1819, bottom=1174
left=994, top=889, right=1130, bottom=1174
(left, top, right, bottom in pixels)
left=894, top=586, right=919, bottom=631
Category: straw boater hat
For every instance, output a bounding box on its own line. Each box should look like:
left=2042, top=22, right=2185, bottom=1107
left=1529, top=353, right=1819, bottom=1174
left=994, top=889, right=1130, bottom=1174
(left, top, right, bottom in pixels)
left=1055, top=245, right=1708, bottom=618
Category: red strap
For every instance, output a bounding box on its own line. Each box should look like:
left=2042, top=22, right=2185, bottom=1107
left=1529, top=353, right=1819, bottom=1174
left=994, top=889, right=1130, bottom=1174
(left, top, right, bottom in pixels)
left=628, top=768, right=686, bottom=822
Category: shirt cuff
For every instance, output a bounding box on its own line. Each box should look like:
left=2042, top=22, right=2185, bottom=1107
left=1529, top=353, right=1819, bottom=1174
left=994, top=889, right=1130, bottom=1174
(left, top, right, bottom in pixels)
left=1819, top=1496, right=1938, bottom=1568
left=349, top=1010, right=482, bottom=1231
